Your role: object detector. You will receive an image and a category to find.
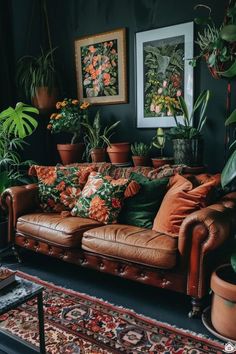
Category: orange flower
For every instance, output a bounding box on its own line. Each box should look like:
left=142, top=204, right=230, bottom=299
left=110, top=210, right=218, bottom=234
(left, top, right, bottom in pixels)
left=89, top=45, right=96, bottom=53
left=80, top=101, right=90, bottom=110
left=89, top=196, right=109, bottom=223
left=112, top=198, right=121, bottom=209
left=61, top=101, right=67, bottom=107
left=103, top=72, right=111, bottom=86
left=60, top=187, right=82, bottom=209
left=47, top=124, right=52, bottom=130
left=56, top=102, right=62, bottom=109
left=37, top=167, right=57, bottom=185
left=50, top=113, right=57, bottom=119
left=72, top=99, right=79, bottom=105
left=55, top=181, right=66, bottom=191
left=55, top=114, right=62, bottom=120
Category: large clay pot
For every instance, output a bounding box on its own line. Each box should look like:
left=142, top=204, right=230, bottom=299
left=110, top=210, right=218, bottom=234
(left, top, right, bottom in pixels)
left=57, top=143, right=84, bottom=165
left=172, top=138, right=203, bottom=166
left=107, top=142, right=130, bottom=164
left=151, top=157, right=174, bottom=169
left=32, top=87, right=58, bottom=111
left=132, top=156, right=150, bottom=167
left=211, top=264, right=236, bottom=340
left=90, top=148, right=106, bottom=163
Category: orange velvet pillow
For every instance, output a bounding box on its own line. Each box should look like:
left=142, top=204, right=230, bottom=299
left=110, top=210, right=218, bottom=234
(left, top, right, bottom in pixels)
left=152, top=173, right=220, bottom=237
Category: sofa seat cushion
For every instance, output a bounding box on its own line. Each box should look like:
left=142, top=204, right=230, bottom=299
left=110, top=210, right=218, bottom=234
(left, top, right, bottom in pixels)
left=17, top=213, right=102, bottom=248
left=82, top=224, right=178, bottom=269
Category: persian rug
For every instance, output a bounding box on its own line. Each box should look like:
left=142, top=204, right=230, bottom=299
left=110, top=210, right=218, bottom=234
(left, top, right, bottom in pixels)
left=0, top=271, right=223, bottom=354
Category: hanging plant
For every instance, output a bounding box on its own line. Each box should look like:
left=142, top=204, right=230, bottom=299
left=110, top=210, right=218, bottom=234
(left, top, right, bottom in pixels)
left=190, top=0, right=236, bottom=79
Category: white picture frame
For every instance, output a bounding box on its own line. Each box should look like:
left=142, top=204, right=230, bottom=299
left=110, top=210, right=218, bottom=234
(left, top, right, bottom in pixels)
left=136, top=22, right=194, bottom=128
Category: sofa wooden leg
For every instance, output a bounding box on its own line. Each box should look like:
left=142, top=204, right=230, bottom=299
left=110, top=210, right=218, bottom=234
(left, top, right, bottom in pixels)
left=188, top=297, right=202, bottom=318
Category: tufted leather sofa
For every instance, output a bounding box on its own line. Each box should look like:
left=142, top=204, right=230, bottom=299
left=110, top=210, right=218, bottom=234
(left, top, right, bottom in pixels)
left=1, top=166, right=236, bottom=317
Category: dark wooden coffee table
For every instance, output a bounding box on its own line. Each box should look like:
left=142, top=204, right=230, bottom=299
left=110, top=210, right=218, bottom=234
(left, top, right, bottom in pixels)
left=0, top=275, right=45, bottom=353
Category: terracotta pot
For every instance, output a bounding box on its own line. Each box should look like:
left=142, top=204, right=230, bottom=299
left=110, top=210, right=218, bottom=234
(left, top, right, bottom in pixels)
left=132, top=156, right=151, bottom=167
left=57, top=143, right=84, bottom=165
left=90, top=148, right=106, bottom=163
left=32, top=87, right=58, bottom=111
left=151, top=157, right=174, bottom=169
left=107, top=142, right=130, bottom=164
left=211, top=264, right=236, bottom=340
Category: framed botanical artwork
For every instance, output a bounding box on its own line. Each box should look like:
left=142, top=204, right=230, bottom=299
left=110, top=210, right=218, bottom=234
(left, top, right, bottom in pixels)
left=75, top=28, right=127, bottom=105
left=136, top=22, right=193, bottom=128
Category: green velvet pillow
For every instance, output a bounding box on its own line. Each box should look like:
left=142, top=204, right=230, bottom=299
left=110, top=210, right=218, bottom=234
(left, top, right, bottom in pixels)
left=118, top=173, right=168, bottom=228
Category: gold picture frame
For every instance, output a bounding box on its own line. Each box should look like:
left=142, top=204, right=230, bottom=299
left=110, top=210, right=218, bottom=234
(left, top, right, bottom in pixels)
left=75, top=28, right=127, bottom=105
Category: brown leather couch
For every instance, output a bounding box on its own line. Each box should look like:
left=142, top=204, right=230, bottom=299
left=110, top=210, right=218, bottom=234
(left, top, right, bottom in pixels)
left=1, top=167, right=236, bottom=317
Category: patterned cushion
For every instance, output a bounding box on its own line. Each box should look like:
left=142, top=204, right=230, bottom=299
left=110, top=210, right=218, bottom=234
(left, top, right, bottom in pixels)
left=71, top=172, right=129, bottom=224
left=28, top=165, right=96, bottom=212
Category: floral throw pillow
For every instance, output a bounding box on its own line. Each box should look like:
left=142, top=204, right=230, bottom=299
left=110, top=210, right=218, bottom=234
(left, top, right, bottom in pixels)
left=28, top=165, right=96, bottom=212
left=71, top=172, right=129, bottom=224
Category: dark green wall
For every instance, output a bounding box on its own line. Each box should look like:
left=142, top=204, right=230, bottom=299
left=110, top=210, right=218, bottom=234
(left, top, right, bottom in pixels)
left=10, top=0, right=233, bottom=172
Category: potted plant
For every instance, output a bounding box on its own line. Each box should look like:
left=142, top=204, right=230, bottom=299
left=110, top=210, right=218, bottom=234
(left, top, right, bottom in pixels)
left=107, top=141, right=131, bottom=165
left=82, top=111, right=120, bottom=163
left=0, top=103, right=38, bottom=248
left=205, top=109, right=236, bottom=340
left=167, top=90, right=210, bottom=166
left=16, top=47, right=59, bottom=110
left=151, top=128, right=174, bottom=168
left=131, top=142, right=151, bottom=166
left=191, top=1, right=236, bottom=79
left=47, top=98, right=90, bottom=164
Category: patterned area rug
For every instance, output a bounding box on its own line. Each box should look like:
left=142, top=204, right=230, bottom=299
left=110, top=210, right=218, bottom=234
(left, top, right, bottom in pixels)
left=0, top=271, right=223, bottom=354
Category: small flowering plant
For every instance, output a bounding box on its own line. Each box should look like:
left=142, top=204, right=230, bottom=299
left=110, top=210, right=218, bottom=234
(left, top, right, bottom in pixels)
left=47, top=99, right=90, bottom=144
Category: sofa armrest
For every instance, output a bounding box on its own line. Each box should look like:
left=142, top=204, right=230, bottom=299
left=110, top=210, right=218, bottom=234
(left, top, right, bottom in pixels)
left=178, top=193, right=236, bottom=298
left=1, top=184, right=39, bottom=243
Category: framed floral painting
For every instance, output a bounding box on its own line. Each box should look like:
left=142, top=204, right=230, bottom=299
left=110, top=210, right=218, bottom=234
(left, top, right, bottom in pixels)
left=136, top=22, right=193, bottom=128
left=75, top=28, right=127, bottom=105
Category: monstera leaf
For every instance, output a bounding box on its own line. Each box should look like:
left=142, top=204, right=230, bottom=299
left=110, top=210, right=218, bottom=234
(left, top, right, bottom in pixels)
left=0, top=102, right=39, bottom=138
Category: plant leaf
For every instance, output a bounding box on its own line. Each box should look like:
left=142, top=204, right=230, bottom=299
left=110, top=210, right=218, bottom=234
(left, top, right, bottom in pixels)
left=220, top=25, right=236, bottom=42
left=221, top=149, right=236, bottom=188
left=231, top=252, right=236, bottom=273
left=217, top=60, right=236, bottom=78
left=225, top=108, right=236, bottom=126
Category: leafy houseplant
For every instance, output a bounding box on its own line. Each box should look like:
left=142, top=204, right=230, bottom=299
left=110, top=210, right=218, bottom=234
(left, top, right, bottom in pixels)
left=47, top=99, right=90, bottom=164
left=16, top=47, right=59, bottom=110
left=0, top=103, right=38, bottom=247
left=221, top=108, right=236, bottom=188
left=191, top=2, right=236, bottom=79
left=82, top=111, right=120, bottom=162
left=131, top=142, right=151, bottom=166
left=151, top=128, right=174, bottom=168
left=168, top=90, right=210, bottom=166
